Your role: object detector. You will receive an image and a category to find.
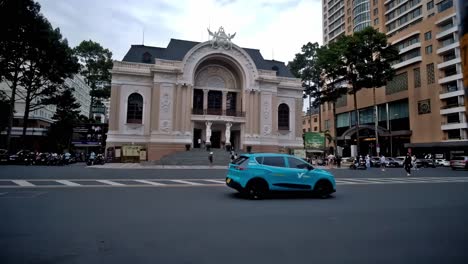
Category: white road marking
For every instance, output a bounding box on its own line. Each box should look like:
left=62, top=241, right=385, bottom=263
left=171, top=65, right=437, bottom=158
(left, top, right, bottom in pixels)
left=170, top=180, right=203, bottom=185
left=56, top=180, right=81, bottom=187
left=134, top=180, right=166, bottom=186
left=12, top=180, right=35, bottom=187
left=96, top=180, right=125, bottom=186
left=203, top=179, right=225, bottom=184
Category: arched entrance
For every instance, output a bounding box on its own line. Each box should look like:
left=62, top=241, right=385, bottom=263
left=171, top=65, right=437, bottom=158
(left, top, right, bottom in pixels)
left=191, top=56, right=245, bottom=149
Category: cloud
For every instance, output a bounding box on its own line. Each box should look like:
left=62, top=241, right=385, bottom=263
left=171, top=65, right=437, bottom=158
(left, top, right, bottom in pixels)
left=37, top=0, right=322, bottom=63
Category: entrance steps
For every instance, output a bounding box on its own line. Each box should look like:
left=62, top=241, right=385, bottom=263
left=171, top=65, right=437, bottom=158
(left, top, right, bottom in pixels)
left=148, top=148, right=240, bottom=166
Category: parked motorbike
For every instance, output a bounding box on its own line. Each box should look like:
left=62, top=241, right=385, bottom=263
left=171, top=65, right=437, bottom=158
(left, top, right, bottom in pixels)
left=350, top=159, right=367, bottom=170
left=87, top=154, right=105, bottom=166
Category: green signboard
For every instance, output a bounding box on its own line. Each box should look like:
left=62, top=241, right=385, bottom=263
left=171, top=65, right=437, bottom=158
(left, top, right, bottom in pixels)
left=304, top=132, right=325, bottom=149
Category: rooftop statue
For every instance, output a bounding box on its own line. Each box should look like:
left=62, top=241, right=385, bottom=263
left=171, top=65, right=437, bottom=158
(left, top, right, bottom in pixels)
left=207, top=26, right=236, bottom=50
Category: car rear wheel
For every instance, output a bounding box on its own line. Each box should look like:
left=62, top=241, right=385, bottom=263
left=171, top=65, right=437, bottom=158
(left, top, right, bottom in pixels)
left=314, top=180, right=333, bottom=198
left=245, top=179, right=268, bottom=200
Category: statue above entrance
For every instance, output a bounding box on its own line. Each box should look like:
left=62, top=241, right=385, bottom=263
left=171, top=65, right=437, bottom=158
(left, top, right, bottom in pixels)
left=207, top=26, right=236, bottom=50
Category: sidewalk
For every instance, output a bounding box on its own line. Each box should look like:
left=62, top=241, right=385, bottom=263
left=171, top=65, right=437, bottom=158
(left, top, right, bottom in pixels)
left=88, top=163, right=228, bottom=169
left=88, top=163, right=346, bottom=170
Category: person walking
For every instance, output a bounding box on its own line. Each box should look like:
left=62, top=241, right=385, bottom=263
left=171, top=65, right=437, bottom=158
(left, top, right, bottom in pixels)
left=411, top=155, right=417, bottom=170
left=365, top=154, right=371, bottom=168
left=404, top=153, right=412, bottom=176
left=208, top=152, right=213, bottom=167
left=380, top=154, right=386, bottom=171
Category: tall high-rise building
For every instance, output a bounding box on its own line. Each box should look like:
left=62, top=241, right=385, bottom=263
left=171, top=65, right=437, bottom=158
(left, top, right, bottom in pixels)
left=321, top=0, right=467, bottom=158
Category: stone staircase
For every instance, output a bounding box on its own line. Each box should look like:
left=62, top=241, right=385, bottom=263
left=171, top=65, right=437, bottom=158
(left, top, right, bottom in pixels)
left=149, top=148, right=241, bottom=166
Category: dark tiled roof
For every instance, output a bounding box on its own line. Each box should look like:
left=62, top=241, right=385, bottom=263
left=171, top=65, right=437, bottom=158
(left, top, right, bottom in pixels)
left=121, top=39, right=295, bottom=78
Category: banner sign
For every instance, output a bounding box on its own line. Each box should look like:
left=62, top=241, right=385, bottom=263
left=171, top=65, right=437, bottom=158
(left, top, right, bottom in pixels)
left=122, top=146, right=141, bottom=157
left=304, top=132, right=325, bottom=149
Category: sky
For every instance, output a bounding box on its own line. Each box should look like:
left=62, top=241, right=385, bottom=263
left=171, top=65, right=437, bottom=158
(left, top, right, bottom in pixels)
left=37, top=0, right=323, bottom=64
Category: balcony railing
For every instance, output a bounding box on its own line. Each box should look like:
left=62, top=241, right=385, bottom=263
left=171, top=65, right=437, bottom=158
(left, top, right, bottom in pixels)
left=440, top=103, right=464, bottom=109
left=439, top=85, right=459, bottom=94
left=439, top=38, right=455, bottom=48
left=441, top=120, right=461, bottom=125
left=442, top=54, right=456, bottom=62
left=191, top=108, right=246, bottom=117
left=206, top=108, right=222, bottom=115
left=439, top=23, right=454, bottom=32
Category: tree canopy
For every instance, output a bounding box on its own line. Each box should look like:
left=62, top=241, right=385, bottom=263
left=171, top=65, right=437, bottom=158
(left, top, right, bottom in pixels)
left=48, top=87, right=81, bottom=151
left=291, top=27, right=399, bottom=155
left=73, top=40, right=113, bottom=117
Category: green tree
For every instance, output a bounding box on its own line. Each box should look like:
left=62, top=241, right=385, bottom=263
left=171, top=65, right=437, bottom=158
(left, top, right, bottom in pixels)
left=73, top=40, right=113, bottom=118
left=0, top=0, right=42, bottom=150
left=17, top=22, right=79, bottom=141
left=0, top=93, right=11, bottom=134
left=0, top=0, right=79, bottom=149
left=339, top=27, right=399, bottom=155
left=311, top=42, right=349, bottom=152
left=48, top=87, right=81, bottom=151
left=289, top=42, right=323, bottom=133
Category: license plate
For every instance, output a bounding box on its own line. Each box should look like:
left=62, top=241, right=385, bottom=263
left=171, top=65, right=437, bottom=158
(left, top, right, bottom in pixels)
left=226, top=178, right=231, bottom=184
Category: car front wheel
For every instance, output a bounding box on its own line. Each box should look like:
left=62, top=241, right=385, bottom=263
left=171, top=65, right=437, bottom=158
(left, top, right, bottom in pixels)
left=314, top=180, right=333, bottom=198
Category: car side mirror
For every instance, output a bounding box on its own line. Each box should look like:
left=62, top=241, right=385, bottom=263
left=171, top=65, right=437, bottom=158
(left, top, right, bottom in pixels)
left=307, top=165, right=313, bottom=170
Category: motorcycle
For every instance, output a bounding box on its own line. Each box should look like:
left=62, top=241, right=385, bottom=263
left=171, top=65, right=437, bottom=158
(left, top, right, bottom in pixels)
left=350, top=159, right=367, bottom=170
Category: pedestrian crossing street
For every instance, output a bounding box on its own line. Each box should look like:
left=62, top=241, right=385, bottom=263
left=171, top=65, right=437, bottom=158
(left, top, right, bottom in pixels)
left=0, top=177, right=467, bottom=189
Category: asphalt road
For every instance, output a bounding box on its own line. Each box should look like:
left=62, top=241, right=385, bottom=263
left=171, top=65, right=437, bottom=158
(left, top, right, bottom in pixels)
left=0, top=163, right=466, bottom=180
left=1, top=165, right=467, bottom=264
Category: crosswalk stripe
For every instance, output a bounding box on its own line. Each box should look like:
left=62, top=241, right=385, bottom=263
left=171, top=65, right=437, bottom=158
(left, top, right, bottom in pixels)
left=56, top=180, right=81, bottom=187
left=134, top=180, right=166, bottom=186
left=96, top=180, right=125, bottom=186
left=203, top=179, right=225, bottom=184
left=170, top=180, right=203, bottom=185
left=12, top=180, right=35, bottom=187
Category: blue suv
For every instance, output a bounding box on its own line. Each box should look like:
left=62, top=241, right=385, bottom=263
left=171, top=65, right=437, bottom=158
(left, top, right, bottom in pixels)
left=226, top=153, right=336, bottom=199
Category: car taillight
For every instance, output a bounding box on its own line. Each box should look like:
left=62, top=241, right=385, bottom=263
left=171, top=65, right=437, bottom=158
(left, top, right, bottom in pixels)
left=238, top=166, right=246, bottom=170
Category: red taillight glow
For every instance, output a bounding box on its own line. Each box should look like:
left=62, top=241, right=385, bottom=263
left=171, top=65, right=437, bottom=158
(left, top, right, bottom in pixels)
left=238, top=166, right=246, bottom=170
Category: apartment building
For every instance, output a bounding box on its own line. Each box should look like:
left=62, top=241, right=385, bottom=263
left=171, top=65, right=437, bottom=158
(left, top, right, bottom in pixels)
left=321, top=0, right=467, bottom=158
left=0, top=75, right=91, bottom=150
left=302, top=107, right=320, bottom=133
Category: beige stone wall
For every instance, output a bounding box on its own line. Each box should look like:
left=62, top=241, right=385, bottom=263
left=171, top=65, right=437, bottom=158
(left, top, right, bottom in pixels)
left=108, top=84, right=121, bottom=131
left=148, top=143, right=185, bottom=161
left=150, top=83, right=160, bottom=131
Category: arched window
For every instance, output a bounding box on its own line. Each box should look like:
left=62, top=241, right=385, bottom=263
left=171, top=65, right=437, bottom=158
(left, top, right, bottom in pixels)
left=142, top=52, right=152, bottom=63
left=127, top=93, right=143, bottom=124
left=278, top=103, right=289, bottom=130
left=272, top=66, right=279, bottom=76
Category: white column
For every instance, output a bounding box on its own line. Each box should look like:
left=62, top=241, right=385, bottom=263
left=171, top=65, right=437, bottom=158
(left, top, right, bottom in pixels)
left=225, top=122, right=232, bottom=145
left=205, top=121, right=212, bottom=145
left=222, top=91, right=227, bottom=115
left=203, top=89, right=209, bottom=113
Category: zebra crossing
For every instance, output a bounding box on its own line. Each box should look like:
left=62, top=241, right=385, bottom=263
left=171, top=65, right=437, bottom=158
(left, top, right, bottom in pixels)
left=0, top=177, right=467, bottom=189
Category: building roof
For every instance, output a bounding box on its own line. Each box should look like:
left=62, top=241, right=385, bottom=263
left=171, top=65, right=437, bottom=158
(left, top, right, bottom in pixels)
left=122, top=39, right=294, bottom=78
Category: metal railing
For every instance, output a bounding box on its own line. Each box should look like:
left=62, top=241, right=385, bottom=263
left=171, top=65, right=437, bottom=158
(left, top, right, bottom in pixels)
left=191, top=108, right=246, bottom=117
left=440, top=103, right=465, bottom=109
left=439, top=85, right=459, bottom=94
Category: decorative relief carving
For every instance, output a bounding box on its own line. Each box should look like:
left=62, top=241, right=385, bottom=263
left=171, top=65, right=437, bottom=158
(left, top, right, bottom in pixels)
left=195, top=65, right=235, bottom=89
left=263, top=101, right=270, bottom=120
left=160, top=93, right=171, bottom=113
left=263, top=125, right=271, bottom=136
left=160, top=120, right=171, bottom=133
left=206, top=76, right=225, bottom=88
left=182, top=43, right=258, bottom=88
